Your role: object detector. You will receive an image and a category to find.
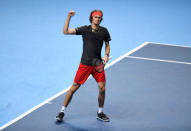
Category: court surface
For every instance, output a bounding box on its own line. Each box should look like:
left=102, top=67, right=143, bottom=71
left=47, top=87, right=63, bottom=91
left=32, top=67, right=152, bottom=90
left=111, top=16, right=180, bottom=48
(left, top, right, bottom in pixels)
left=1, top=42, right=191, bottom=131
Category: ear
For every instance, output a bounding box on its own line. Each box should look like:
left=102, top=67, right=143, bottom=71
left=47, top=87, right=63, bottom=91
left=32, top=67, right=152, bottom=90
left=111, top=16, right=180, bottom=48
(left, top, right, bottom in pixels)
left=101, top=18, right=103, bottom=22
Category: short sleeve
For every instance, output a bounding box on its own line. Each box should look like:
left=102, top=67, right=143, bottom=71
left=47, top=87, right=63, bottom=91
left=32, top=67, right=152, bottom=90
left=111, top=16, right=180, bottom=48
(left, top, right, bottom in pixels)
left=104, top=28, right=111, bottom=42
left=75, top=26, right=88, bottom=35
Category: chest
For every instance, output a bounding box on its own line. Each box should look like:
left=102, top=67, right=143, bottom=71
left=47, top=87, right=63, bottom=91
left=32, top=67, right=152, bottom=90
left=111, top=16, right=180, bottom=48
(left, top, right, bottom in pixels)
left=83, top=31, right=105, bottom=42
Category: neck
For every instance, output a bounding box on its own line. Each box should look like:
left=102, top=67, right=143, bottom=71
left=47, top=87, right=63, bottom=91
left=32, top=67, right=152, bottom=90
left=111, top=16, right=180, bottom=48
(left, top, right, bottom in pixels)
left=91, top=23, right=99, bottom=30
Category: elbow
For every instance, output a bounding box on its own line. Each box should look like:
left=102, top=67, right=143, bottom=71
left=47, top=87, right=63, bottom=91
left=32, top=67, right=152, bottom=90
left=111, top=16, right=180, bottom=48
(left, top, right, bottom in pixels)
left=63, top=29, right=69, bottom=34
left=63, top=31, right=67, bottom=34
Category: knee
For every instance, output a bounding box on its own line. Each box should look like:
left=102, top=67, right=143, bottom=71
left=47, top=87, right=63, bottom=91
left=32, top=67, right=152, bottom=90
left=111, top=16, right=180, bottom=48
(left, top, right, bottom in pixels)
left=73, top=83, right=81, bottom=87
left=99, top=84, right=105, bottom=94
left=69, top=83, right=81, bottom=94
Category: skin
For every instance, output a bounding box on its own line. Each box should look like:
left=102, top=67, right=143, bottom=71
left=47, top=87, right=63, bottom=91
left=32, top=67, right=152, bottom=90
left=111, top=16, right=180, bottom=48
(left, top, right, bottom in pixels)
left=62, top=10, right=110, bottom=110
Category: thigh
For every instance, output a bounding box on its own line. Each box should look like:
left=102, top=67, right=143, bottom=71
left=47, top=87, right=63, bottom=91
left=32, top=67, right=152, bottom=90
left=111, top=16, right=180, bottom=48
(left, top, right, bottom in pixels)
left=74, top=63, right=93, bottom=85
left=92, top=69, right=106, bottom=83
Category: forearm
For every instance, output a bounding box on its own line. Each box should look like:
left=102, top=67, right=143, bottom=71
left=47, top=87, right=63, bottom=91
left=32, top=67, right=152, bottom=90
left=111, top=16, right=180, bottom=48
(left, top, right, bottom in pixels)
left=105, top=43, right=110, bottom=56
left=63, top=15, right=71, bottom=34
left=102, top=43, right=110, bottom=63
left=63, top=10, right=76, bottom=35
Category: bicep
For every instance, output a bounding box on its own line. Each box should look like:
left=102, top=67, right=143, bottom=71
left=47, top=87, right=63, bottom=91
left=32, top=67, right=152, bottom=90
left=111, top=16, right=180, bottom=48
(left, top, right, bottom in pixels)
left=65, top=28, right=76, bottom=35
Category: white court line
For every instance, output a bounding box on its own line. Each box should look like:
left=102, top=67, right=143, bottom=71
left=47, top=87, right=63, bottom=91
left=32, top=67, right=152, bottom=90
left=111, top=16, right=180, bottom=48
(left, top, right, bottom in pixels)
left=126, top=56, right=191, bottom=65
left=0, top=42, right=149, bottom=130
left=105, top=42, right=149, bottom=68
left=145, top=41, right=191, bottom=48
left=0, top=87, right=71, bottom=130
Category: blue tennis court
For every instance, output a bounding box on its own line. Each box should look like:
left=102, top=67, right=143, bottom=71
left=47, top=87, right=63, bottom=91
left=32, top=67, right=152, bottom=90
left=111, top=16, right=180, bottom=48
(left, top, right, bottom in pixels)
left=1, top=42, right=191, bottom=131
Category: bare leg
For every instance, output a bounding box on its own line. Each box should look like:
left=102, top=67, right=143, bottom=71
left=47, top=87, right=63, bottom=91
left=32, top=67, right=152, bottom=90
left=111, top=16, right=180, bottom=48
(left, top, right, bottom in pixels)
left=98, top=82, right=106, bottom=108
left=96, top=82, right=110, bottom=122
left=63, top=83, right=81, bottom=107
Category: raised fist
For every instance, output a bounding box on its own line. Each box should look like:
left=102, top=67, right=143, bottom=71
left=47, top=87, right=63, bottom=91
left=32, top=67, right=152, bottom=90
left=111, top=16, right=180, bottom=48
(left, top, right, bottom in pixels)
left=68, top=10, right=75, bottom=17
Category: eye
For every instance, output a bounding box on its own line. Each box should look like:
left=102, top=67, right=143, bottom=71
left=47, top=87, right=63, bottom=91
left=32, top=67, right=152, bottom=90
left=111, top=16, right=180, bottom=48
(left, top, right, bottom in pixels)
left=94, top=16, right=101, bottom=19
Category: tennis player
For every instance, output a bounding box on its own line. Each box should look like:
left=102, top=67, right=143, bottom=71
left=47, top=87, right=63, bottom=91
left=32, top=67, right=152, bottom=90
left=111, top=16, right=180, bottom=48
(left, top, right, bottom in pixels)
left=56, top=9, right=111, bottom=122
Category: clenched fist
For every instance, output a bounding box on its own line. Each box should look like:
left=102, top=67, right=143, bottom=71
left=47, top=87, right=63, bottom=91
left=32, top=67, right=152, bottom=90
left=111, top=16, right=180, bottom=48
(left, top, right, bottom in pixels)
left=68, top=10, right=75, bottom=17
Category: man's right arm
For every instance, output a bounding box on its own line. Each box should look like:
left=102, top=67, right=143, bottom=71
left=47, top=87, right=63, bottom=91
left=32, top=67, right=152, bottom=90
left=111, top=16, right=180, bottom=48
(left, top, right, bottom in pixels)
left=63, top=10, right=76, bottom=35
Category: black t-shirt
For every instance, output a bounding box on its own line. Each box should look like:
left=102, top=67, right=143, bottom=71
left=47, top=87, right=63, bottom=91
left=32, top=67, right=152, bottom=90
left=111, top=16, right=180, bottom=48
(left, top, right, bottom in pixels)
left=75, top=25, right=111, bottom=65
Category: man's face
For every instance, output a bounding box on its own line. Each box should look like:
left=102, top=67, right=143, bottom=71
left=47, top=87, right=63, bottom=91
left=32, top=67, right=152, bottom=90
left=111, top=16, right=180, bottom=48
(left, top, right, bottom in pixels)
left=92, top=15, right=102, bottom=25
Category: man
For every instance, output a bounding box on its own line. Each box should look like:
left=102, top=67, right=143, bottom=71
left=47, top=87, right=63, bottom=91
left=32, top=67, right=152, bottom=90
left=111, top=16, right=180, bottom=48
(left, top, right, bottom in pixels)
left=56, top=9, right=111, bottom=122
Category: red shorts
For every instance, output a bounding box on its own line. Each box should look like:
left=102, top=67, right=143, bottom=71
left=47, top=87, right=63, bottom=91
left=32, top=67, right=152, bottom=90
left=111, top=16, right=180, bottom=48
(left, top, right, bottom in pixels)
left=74, top=63, right=106, bottom=85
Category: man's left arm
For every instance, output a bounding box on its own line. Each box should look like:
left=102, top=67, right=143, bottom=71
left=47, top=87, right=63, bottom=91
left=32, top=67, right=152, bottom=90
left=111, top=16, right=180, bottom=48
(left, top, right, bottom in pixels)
left=103, top=41, right=110, bottom=63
